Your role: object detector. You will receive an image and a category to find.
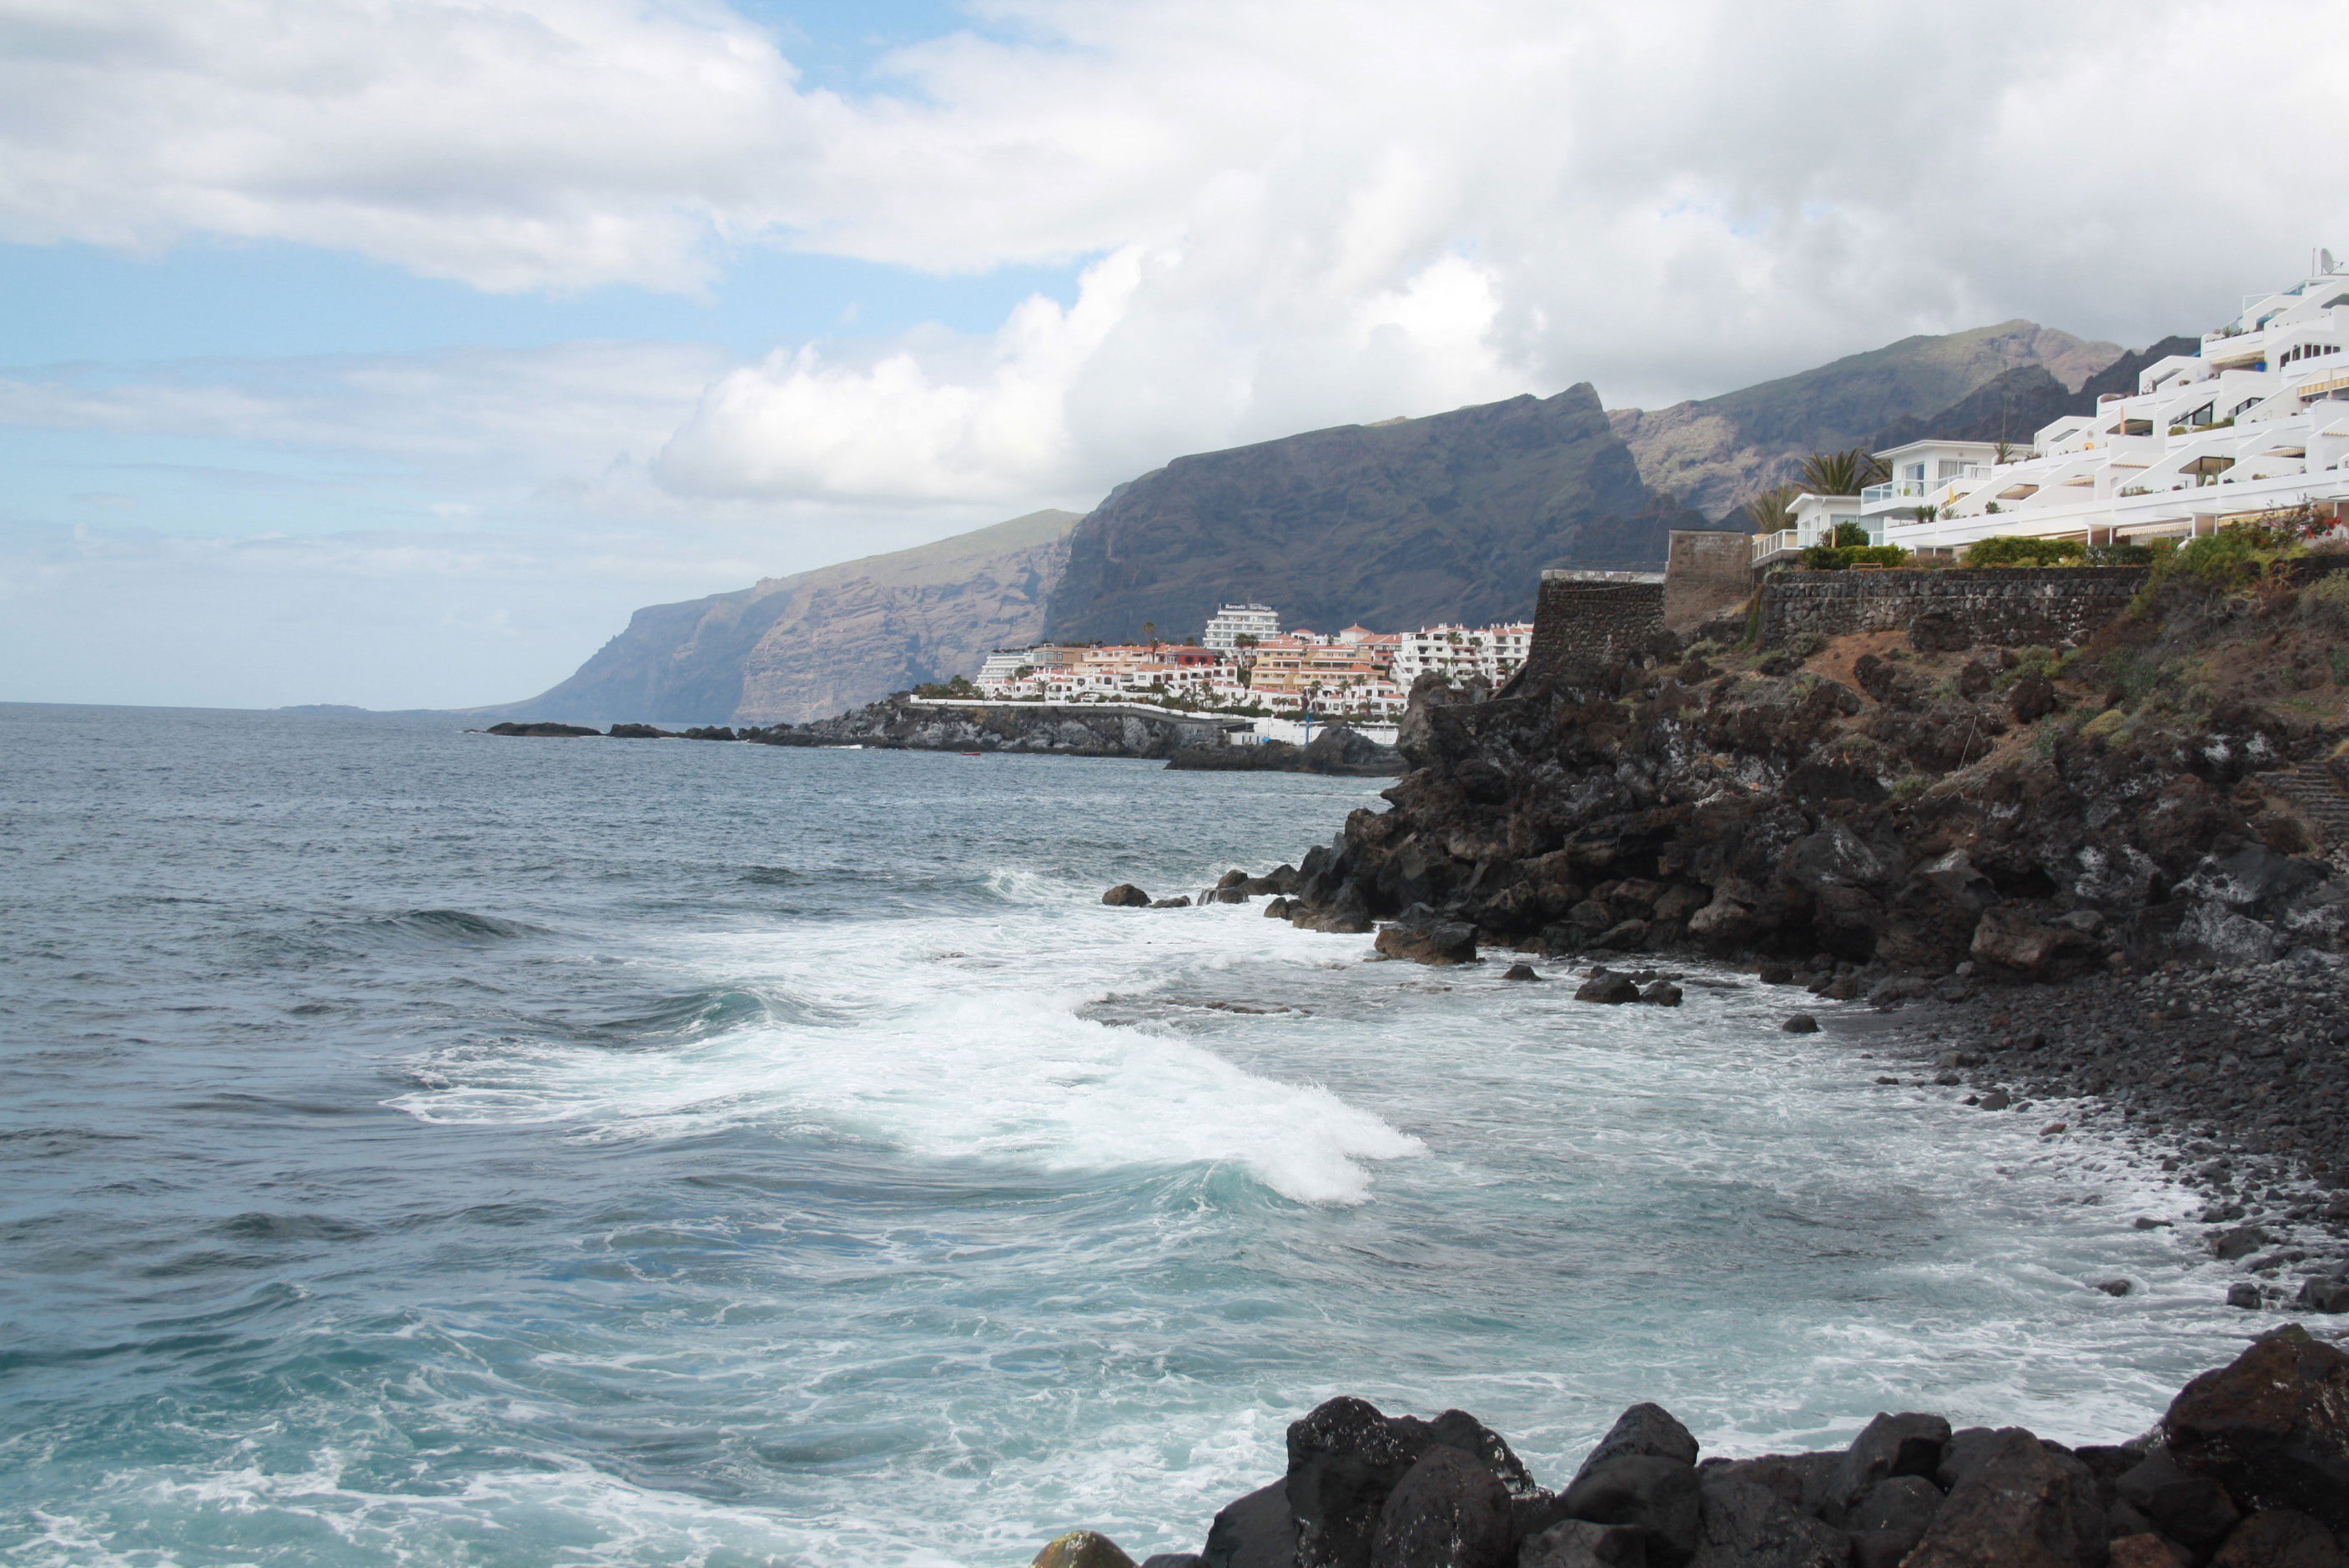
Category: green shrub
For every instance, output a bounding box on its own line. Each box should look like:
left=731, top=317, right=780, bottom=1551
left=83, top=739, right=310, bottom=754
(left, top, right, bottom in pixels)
left=2173, top=528, right=2268, bottom=590
left=1786, top=631, right=1829, bottom=658
left=1801, top=543, right=1911, bottom=570
left=1829, top=520, right=1870, bottom=549
left=1889, top=773, right=1930, bottom=802
left=2085, top=542, right=2154, bottom=566
left=1964, top=535, right=2085, bottom=567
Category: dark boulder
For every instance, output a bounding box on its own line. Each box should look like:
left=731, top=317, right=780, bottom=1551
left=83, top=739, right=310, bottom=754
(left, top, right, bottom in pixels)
left=1503, top=962, right=1543, bottom=981
left=1426, top=1410, right=1542, bottom=1499
left=2207, top=1509, right=2349, bottom=1567
left=1825, top=1412, right=1951, bottom=1517
left=1687, top=1471, right=1848, bottom=1567
left=1559, top=1456, right=1700, bottom=1568
left=1264, top=897, right=1292, bottom=918
left=1576, top=1405, right=1700, bottom=1480
left=1205, top=1480, right=1296, bottom=1568
left=2163, top=1327, right=2349, bottom=1531
left=1375, top=920, right=1478, bottom=966
left=1638, top=981, right=1683, bottom=1007
left=1367, top=1446, right=1512, bottom=1568
left=1901, top=1427, right=2105, bottom=1568
left=606, top=722, right=675, bottom=738
left=2105, top=1537, right=2188, bottom=1568
left=2114, top=1451, right=2238, bottom=1550
left=1696, top=1453, right=1838, bottom=1520
left=1846, top=1475, right=1944, bottom=1566
left=1145, top=1557, right=1210, bottom=1568
left=2300, top=1276, right=2349, bottom=1314
left=1286, top=1399, right=1429, bottom=1568
left=2009, top=670, right=2060, bottom=722
left=1969, top=902, right=2097, bottom=979
left=1781, top=1014, right=1819, bottom=1033
left=1104, top=884, right=1152, bottom=907
left=1519, top=1520, right=1650, bottom=1568
left=681, top=726, right=738, bottom=741
left=1576, top=971, right=1641, bottom=1004
left=1157, top=896, right=1195, bottom=909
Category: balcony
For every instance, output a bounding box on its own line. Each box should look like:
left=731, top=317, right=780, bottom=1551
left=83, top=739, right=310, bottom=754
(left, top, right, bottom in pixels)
left=1862, top=470, right=1988, bottom=510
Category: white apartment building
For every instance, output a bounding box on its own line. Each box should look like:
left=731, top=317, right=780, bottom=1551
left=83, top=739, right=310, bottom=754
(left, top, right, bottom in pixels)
left=1753, top=491, right=1879, bottom=566
left=1388, top=623, right=1536, bottom=688
left=1201, top=603, right=1281, bottom=650
left=974, top=646, right=1079, bottom=687
left=1864, top=261, right=2349, bottom=554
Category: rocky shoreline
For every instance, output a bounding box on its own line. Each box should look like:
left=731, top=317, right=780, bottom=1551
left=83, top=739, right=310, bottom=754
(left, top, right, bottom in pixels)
left=477, top=708, right=1401, bottom=773
left=1027, top=1327, right=2349, bottom=1568
left=1862, top=957, right=2349, bottom=1315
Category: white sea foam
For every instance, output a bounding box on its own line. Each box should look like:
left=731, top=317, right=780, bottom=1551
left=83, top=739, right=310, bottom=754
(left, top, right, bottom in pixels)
left=390, top=897, right=1426, bottom=1205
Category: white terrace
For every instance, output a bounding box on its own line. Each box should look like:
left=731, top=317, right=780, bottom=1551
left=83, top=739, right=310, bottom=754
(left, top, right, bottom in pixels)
left=1754, top=259, right=2349, bottom=565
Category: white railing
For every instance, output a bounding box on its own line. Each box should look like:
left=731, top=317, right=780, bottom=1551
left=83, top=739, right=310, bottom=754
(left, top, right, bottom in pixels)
left=1864, top=470, right=1989, bottom=506
left=1753, top=529, right=1802, bottom=557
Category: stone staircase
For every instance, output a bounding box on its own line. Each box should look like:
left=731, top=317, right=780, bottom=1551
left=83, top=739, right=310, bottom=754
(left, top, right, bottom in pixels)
left=2266, top=761, right=2349, bottom=861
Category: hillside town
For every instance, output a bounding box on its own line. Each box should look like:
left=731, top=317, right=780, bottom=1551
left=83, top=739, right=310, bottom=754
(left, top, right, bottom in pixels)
left=967, top=604, right=1533, bottom=720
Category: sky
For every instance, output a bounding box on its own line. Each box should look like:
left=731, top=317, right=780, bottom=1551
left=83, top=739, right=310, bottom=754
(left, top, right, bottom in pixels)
left=3, top=0, right=2343, bottom=711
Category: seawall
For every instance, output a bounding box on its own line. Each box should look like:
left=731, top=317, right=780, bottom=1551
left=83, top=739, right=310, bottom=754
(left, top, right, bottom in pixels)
left=1755, top=566, right=2150, bottom=651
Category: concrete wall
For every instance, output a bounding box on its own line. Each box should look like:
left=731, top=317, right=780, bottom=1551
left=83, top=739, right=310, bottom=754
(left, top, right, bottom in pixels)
left=1662, top=530, right=1753, bottom=632
left=1755, top=567, right=2149, bottom=651
left=1512, top=570, right=1667, bottom=686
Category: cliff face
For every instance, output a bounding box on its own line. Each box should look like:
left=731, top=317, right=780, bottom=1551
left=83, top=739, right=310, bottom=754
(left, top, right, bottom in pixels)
left=1609, top=320, right=2123, bottom=520
left=488, top=510, right=1079, bottom=726
left=1044, top=384, right=1713, bottom=645
left=730, top=511, right=1079, bottom=724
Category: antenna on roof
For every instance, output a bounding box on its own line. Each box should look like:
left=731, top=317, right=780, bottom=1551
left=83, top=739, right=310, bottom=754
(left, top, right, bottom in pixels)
left=2325, top=248, right=2341, bottom=274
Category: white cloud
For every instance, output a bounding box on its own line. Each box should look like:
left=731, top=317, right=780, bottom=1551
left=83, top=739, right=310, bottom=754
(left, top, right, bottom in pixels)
left=7, top=0, right=2349, bottom=703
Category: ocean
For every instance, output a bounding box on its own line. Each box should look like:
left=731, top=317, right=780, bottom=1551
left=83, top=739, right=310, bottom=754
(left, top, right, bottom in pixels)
left=0, top=702, right=2258, bottom=1566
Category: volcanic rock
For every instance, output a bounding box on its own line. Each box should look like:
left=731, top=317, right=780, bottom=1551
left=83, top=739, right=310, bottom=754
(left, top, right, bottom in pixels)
left=2163, top=1328, right=2349, bottom=1531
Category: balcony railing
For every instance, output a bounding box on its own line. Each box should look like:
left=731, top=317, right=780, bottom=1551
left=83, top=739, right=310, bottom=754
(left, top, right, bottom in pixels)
left=1863, top=470, right=1989, bottom=505
left=1753, top=529, right=1802, bottom=558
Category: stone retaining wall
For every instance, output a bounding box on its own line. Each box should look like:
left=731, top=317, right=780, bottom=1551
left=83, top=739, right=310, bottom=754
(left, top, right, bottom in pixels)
left=1756, top=567, right=2149, bottom=651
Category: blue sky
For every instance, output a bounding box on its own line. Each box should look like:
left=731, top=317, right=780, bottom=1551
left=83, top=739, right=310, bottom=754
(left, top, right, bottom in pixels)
left=2, top=0, right=2337, bottom=709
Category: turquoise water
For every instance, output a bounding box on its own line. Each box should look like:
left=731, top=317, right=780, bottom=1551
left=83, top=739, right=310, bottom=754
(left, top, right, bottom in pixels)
left=0, top=704, right=2256, bottom=1565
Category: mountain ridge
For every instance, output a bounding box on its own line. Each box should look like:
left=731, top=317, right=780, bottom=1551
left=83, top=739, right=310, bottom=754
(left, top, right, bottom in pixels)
left=493, top=317, right=2138, bottom=725
left=1607, top=319, right=2122, bottom=520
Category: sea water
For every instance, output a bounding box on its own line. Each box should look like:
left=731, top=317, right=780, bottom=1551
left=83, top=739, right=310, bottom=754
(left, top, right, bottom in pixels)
left=0, top=703, right=2264, bottom=1566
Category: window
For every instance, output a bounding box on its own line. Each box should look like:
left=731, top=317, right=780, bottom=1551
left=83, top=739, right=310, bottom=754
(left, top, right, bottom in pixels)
left=1902, top=462, right=1925, bottom=483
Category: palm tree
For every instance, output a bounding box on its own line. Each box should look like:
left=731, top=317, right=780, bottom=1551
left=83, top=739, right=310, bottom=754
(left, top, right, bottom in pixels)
left=1745, top=484, right=1800, bottom=533
left=1796, top=448, right=1889, bottom=497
